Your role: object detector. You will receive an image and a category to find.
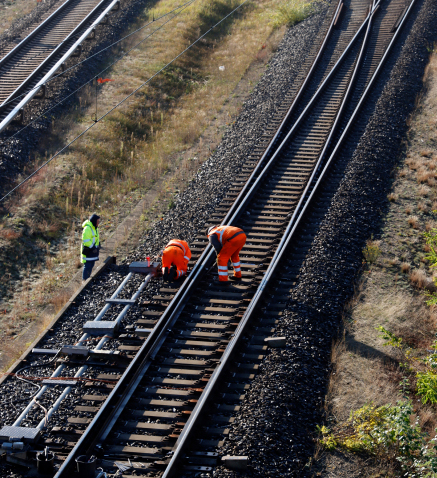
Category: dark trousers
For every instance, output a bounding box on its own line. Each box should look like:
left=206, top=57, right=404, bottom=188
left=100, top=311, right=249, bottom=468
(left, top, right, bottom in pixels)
left=82, top=261, right=95, bottom=280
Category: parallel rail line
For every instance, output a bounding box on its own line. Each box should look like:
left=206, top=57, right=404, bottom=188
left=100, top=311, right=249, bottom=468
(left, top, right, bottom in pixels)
left=0, top=0, right=120, bottom=133
left=0, top=0, right=416, bottom=476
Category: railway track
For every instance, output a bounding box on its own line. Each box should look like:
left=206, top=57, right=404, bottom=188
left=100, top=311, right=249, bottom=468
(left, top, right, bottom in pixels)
left=0, top=0, right=120, bottom=133
left=0, top=0, right=419, bottom=476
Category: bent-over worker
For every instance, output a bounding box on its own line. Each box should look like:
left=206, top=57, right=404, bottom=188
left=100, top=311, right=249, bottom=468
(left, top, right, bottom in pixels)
left=161, top=239, right=191, bottom=281
left=81, top=213, right=100, bottom=281
left=207, top=225, right=246, bottom=282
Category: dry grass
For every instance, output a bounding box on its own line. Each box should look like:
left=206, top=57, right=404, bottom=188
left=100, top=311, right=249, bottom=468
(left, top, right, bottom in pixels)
left=387, top=192, right=398, bottom=202
left=407, top=215, right=419, bottom=228
left=409, top=268, right=428, bottom=288
left=400, top=262, right=411, bottom=273
left=406, top=157, right=419, bottom=170
left=418, top=184, right=431, bottom=197
left=3, top=0, right=296, bottom=227
left=418, top=202, right=428, bottom=213
left=417, top=168, right=433, bottom=183
left=0, top=0, right=44, bottom=37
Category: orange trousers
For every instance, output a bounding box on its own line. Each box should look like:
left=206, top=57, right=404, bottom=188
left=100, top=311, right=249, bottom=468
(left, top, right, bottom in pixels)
left=217, top=233, right=246, bottom=281
left=162, top=246, right=188, bottom=279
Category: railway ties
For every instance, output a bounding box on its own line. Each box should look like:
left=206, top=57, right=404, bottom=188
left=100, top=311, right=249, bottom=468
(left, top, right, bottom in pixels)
left=0, top=0, right=419, bottom=475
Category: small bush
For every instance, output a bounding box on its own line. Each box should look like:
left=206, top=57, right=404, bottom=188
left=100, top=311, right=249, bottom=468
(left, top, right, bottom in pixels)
left=0, top=229, right=21, bottom=240
left=417, top=169, right=432, bottom=183
left=319, top=401, right=437, bottom=477
left=406, top=157, right=419, bottom=170
left=418, top=202, right=429, bottom=213
left=401, top=262, right=411, bottom=273
left=417, top=371, right=437, bottom=404
left=363, top=240, right=381, bottom=264
left=410, top=269, right=428, bottom=289
left=419, top=185, right=431, bottom=197
left=387, top=192, right=398, bottom=202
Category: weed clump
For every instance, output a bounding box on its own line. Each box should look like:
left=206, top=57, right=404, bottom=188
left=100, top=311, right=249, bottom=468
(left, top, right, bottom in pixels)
left=319, top=401, right=437, bottom=477
left=362, top=240, right=381, bottom=264
left=409, top=268, right=428, bottom=289
left=269, top=0, right=315, bottom=28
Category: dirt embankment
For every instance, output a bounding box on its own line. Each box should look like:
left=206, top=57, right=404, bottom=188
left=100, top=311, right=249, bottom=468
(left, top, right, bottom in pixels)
left=317, top=29, right=437, bottom=478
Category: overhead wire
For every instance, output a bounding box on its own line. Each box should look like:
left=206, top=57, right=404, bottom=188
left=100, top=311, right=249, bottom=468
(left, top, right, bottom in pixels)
left=0, top=0, right=249, bottom=204
left=0, top=0, right=196, bottom=148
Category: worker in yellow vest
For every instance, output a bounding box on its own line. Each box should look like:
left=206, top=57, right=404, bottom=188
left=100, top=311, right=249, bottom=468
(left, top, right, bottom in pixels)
left=81, top=213, right=100, bottom=280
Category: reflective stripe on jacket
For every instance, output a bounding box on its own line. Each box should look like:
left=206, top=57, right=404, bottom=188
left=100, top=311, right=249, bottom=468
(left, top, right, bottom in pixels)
left=164, top=239, right=192, bottom=261
left=81, top=220, right=100, bottom=263
left=207, top=226, right=244, bottom=254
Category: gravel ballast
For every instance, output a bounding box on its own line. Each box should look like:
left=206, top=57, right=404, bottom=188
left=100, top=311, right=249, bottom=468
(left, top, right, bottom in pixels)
left=0, top=0, right=331, bottom=446
left=0, top=0, right=436, bottom=475
left=211, top=0, right=437, bottom=476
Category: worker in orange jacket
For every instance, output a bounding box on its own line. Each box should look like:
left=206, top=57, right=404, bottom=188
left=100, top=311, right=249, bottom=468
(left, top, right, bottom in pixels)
left=207, top=225, right=246, bottom=282
left=161, top=239, right=192, bottom=281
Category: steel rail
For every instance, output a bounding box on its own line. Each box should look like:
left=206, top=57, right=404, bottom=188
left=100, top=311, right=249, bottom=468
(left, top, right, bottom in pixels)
left=51, top=5, right=353, bottom=473
left=255, top=0, right=343, bottom=155
left=159, top=5, right=381, bottom=477
left=12, top=271, right=147, bottom=427
left=273, top=0, right=417, bottom=270
left=0, top=0, right=73, bottom=70
left=218, top=3, right=374, bottom=236
left=53, top=4, right=376, bottom=474
left=223, top=0, right=380, bottom=356
left=26, top=3, right=373, bottom=475
left=55, top=0, right=416, bottom=474
left=0, top=0, right=119, bottom=133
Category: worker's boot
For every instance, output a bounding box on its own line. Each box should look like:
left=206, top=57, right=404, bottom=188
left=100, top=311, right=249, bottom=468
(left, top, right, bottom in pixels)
left=229, top=275, right=242, bottom=281
left=163, top=267, right=170, bottom=281
left=170, top=265, right=178, bottom=281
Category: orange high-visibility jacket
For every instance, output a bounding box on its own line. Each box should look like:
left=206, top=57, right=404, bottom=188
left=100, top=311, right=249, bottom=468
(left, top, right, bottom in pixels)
left=161, top=239, right=192, bottom=279
left=164, top=239, right=191, bottom=261
left=207, top=226, right=245, bottom=254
